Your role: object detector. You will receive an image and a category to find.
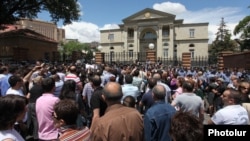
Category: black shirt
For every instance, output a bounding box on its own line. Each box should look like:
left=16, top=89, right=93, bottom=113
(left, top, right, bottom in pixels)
left=90, top=86, right=107, bottom=117
left=29, top=84, right=43, bottom=103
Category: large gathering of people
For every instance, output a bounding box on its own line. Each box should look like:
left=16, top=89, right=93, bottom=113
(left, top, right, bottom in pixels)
left=0, top=60, right=250, bottom=140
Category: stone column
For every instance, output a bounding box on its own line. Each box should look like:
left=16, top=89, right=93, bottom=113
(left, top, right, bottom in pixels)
left=157, top=25, right=163, bottom=58
left=133, top=26, right=138, bottom=53
left=169, top=24, right=174, bottom=58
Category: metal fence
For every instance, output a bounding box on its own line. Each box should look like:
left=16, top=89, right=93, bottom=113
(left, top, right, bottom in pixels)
left=102, top=52, right=210, bottom=67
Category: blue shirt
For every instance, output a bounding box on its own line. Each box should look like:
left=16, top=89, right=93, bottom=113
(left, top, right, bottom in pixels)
left=141, top=89, right=154, bottom=113
left=0, top=74, right=12, bottom=96
left=121, top=84, right=140, bottom=102
left=144, top=101, right=176, bottom=141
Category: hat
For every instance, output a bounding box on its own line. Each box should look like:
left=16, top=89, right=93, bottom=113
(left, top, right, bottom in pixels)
left=217, top=78, right=224, bottom=82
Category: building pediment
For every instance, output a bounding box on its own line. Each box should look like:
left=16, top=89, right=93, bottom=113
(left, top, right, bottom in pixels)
left=122, top=8, right=176, bottom=23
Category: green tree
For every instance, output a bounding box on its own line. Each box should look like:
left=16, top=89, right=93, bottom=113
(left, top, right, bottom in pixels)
left=233, top=6, right=250, bottom=51
left=85, top=50, right=94, bottom=62
left=0, top=0, right=80, bottom=29
left=209, top=18, right=237, bottom=64
left=61, top=40, right=93, bottom=61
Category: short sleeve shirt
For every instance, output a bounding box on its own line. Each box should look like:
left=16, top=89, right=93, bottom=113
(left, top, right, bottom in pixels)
left=211, top=105, right=249, bottom=125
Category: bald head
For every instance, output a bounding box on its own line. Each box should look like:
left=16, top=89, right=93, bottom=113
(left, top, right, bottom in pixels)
left=153, top=73, right=161, bottom=81
left=69, top=65, right=76, bottom=73
left=103, top=82, right=123, bottom=103
left=152, top=84, right=166, bottom=100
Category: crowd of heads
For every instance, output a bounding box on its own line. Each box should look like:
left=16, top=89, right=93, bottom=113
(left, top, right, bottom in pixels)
left=0, top=60, right=250, bottom=140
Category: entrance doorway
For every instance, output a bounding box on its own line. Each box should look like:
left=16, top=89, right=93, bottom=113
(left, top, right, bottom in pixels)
left=139, top=28, right=157, bottom=62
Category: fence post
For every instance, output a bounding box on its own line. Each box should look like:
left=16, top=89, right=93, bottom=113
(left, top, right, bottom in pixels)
left=95, top=52, right=105, bottom=64
left=182, top=52, right=191, bottom=69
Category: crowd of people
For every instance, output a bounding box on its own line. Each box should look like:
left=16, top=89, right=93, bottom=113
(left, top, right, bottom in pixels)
left=0, top=60, right=249, bottom=141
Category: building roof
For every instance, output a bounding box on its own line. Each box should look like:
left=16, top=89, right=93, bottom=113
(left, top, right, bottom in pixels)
left=122, top=8, right=176, bottom=23
left=0, top=28, right=57, bottom=43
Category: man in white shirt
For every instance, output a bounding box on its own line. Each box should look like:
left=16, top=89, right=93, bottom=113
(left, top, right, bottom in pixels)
left=122, top=74, right=140, bottom=103
left=6, top=75, right=24, bottom=96
left=207, top=89, right=249, bottom=125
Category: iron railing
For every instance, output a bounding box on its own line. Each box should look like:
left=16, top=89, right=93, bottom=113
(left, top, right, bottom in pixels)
left=102, top=52, right=210, bottom=67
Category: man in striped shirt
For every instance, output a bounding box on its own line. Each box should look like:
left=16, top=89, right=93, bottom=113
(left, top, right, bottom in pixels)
left=64, top=65, right=83, bottom=95
left=53, top=99, right=91, bottom=141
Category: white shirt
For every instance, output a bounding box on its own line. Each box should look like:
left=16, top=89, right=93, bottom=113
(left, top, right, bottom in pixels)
left=211, top=105, right=249, bottom=125
left=6, top=88, right=24, bottom=96
left=0, top=129, right=25, bottom=141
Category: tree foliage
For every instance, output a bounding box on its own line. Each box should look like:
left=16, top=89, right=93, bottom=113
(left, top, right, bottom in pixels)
left=61, top=40, right=94, bottom=62
left=233, top=16, right=250, bottom=39
left=62, top=41, right=88, bottom=55
left=209, top=18, right=237, bottom=64
left=0, top=0, right=81, bottom=29
left=233, top=6, right=250, bottom=51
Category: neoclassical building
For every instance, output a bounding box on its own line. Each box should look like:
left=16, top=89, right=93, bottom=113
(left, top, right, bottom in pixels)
left=99, top=8, right=209, bottom=62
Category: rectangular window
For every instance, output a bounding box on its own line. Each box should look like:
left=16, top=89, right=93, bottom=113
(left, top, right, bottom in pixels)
left=128, top=29, right=134, bottom=38
left=163, top=49, right=168, bottom=58
left=110, top=51, right=114, bottom=58
left=108, top=33, right=114, bottom=41
left=189, top=49, right=194, bottom=58
left=189, top=29, right=195, bottom=38
left=162, top=30, right=169, bottom=37
left=129, top=50, right=133, bottom=58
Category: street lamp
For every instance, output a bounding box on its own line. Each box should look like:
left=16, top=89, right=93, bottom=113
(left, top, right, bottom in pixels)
left=148, top=43, right=154, bottom=50
left=97, top=45, right=103, bottom=52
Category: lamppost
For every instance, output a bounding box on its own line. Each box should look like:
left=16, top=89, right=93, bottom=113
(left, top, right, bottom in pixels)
left=146, top=43, right=156, bottom=64
left=97, top=45, right=103, bottom=52
left=148, top=43, right=155, bottom=50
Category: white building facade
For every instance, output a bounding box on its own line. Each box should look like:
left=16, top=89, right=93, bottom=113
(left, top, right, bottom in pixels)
left=100, top=8, right=209, bottom=62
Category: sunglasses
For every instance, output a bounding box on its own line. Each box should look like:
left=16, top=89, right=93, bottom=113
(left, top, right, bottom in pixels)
left=240, top=86, right=249, bottom=90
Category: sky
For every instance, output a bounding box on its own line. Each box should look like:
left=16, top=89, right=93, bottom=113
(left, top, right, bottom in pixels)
left=38, top=0, right=250, bottom=43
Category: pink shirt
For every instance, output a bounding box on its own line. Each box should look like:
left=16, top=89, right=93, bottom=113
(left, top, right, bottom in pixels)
left=36, top=93, right=60, bottom=140
left=173, top=87, right=183, bottom=99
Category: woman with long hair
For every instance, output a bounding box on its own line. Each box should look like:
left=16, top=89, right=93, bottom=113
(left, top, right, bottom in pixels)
left=59, top=80, right=76, bottom=100
left=0, top=95, right=28, bottom=141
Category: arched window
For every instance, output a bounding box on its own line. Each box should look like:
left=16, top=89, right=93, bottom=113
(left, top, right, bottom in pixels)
left=189, top=44, right=195, bottom=47
left=163, top=42, right=169, bottom=46
left=142, top=31, right=157, bottom=39
left=110, top=46, right=114, bottom=50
